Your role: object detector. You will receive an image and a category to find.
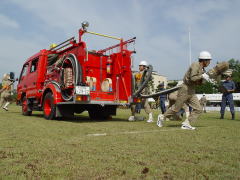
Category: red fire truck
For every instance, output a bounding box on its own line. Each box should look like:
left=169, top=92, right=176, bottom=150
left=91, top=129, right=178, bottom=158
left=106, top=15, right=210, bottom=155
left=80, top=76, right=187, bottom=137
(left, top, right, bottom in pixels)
left=17, top=22, right=137, bottom=120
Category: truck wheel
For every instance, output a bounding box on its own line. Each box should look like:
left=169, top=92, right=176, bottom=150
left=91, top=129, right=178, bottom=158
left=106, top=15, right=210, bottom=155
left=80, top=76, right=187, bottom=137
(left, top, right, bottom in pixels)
left=43, top=92, right=56, bottom=120
left=22, top=96, right=32, bottom=116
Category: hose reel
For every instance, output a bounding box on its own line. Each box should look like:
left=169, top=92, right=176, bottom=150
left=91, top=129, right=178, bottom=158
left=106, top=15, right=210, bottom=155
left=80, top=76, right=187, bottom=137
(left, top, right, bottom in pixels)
left=60, top=54, right=82, bottom=101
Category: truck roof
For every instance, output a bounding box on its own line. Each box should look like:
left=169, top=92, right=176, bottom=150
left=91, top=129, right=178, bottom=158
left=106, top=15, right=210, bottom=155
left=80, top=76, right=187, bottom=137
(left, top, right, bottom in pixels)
left=24, top=49, right=48, bottom=64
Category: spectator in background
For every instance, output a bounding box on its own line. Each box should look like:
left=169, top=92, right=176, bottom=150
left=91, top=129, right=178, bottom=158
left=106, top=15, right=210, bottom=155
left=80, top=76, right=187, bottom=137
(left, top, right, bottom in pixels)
left=220, top=71, right=235, bottom=120
left=199, top=94, right=207, bottom=113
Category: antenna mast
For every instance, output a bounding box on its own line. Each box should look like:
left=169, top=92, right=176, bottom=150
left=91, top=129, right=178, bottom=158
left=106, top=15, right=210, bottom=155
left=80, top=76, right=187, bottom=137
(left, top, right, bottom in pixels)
left=188, top=26, right=192, bottom=65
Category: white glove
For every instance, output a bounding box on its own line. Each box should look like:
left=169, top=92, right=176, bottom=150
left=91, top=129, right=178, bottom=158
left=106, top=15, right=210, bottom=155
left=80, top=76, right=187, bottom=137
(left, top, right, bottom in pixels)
left=202, top=73, right=210, bottom=81
left=202, top=73, right=215, bottom=83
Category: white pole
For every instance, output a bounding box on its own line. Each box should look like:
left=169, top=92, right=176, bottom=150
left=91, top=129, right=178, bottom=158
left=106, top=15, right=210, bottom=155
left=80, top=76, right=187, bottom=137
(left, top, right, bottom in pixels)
left=188, top=26, right=192, bottom=65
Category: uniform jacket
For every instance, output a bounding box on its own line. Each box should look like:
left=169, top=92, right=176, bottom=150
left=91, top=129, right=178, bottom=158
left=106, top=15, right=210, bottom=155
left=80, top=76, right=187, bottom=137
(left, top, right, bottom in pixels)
left=134, top=70, right=151, bottom=95
left=183, top=62, right=204, bottom=88
left=221, top=80, right=235, bottom=96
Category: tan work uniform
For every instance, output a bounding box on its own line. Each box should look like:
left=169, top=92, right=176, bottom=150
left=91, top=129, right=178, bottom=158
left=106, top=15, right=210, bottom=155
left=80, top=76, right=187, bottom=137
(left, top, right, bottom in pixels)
left=168, top=90, right=189, bottom=119
left=199, top=96, right=207, bottom=113
left=131, top=70, right=151, bottom=116
left=164, top=62, right=203, bottom=122
left=0, top=79, right=12, bottom=107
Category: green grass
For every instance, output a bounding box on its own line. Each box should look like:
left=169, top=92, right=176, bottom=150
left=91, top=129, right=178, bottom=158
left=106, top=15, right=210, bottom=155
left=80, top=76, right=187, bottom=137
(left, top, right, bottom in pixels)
left=0, top=105, right=240, bottom=179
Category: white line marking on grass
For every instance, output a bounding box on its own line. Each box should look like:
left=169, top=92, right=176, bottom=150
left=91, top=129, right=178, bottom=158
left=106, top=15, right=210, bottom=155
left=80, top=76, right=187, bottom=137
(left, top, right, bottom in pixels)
left=86, top=126, right=218, bottom=137
left=87, top=128, right=183, bottom=137
left=87, top=133, right=107, bottom=136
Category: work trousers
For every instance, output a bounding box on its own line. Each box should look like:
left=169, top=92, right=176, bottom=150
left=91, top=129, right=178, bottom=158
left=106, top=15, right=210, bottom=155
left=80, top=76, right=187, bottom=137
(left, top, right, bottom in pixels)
left=159, top=98, right=166, bottom=114
left=201, top=103, right=207, bottom=113
left=164, top=84, right=202, bottom=122
left=135, top=103, right=142, bottom=113
left=131, top=98, right=151, bottom=116
left=0, top=91, right=11, bottom=107
left=220, top=94, right=235, bottom=115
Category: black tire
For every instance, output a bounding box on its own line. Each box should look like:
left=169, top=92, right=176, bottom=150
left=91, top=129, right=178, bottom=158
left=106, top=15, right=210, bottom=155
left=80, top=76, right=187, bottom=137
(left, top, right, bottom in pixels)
left=43, top=92, right=56, bottom=120
left=22, top=96, right=32, bottom=116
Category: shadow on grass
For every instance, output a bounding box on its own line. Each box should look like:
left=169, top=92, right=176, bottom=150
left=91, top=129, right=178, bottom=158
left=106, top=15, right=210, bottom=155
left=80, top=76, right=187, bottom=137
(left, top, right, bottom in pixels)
left=211, top=116, right=240, bottom=122
left=61, top=116, right=129, bottom=123
left=167, top=124, right=206, bottom=128
left=20, top=112, right=129, bottom=123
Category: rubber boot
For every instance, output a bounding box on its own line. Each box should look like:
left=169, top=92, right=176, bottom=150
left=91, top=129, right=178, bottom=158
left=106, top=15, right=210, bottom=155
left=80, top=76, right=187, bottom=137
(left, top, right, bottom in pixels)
left=3, top=102, right=10, bottom=109
left=128, top=116, right=135, bottom=121
left=3, top=102, right=10, bottom=111
left=147, top=112, right=153, bottom=123
left=231, top=113, right=235, bottom=120
left=185, top=111, right=190, bottom=121
left=220, top=114, right=224, bottom=119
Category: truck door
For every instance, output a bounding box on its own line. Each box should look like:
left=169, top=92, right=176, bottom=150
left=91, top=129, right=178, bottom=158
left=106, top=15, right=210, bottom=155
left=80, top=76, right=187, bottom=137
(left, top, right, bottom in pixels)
left=17, top=63, right=29, bottom=99
left=26, top=57, right=39, bottom=98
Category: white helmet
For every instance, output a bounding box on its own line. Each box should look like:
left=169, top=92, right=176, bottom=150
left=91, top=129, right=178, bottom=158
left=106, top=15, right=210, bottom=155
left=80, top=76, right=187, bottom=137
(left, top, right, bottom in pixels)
left=199, top=51, right=212, bottom=60
left=139, top=60, right=148, bottom=66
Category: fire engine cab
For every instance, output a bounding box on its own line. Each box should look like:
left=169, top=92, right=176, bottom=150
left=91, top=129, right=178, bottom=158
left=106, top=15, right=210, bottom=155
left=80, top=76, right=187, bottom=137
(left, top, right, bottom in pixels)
left=17, top=21, right=136, bottom=120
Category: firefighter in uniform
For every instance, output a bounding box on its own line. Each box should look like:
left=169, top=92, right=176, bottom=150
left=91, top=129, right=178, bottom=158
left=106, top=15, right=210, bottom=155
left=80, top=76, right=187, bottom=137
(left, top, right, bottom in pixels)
left=199, top=94, right=207, bottom=113
left=157, top=51, right=212, bottom=130
left=0, top=74, right=13, bottom=111
left=128, top=61, right=154, bottom=122
left=220, top=71, right=235, bottom=120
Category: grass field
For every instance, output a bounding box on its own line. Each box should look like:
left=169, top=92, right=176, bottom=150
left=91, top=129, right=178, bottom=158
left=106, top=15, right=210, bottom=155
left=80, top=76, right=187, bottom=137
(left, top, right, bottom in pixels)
left=0, top=105, right=240, bottom=179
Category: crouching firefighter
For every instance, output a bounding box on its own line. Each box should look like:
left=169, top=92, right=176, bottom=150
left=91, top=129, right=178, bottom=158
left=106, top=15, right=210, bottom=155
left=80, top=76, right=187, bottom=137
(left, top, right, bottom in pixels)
left=128, top=60, right=154, bottom=122
left=0, top=73, right=14, bottom=111
left=157, top=51, right=213, bottom=130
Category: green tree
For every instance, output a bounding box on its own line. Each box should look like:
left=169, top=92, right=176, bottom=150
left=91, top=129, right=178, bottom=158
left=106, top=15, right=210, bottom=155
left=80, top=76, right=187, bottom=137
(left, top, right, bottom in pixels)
left=196, top=81, right=219, bottom=94
left=228, top=58, right=240, bottom=92
left=166, top=81, right=178, bottom=89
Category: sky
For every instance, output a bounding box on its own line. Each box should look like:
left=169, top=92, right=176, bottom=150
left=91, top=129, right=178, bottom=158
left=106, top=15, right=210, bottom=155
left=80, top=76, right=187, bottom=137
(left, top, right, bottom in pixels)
left=0, top=0, right=240, bottom=80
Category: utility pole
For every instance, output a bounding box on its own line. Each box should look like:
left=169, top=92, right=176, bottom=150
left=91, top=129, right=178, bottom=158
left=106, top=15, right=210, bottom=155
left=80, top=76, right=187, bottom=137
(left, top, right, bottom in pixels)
left=188, top=26, right=192, bottom=65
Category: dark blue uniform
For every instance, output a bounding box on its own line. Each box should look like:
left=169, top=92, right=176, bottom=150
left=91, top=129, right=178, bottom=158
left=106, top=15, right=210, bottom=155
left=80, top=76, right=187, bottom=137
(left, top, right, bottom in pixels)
left=159, top=88, right=167, bottom=114
left=220, top=80, right=235, bottom=118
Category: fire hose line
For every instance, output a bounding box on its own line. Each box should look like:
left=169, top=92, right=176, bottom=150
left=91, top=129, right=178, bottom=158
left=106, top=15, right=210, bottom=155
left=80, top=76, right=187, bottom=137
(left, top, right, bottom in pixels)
left=131, top=64, right=180, bottom=99
left=133, top=65, right=153, bottom=97
left=140, top=86, right=180, bottom=99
